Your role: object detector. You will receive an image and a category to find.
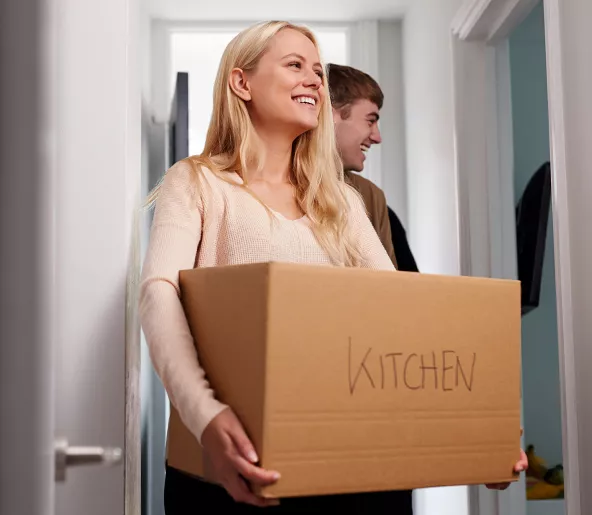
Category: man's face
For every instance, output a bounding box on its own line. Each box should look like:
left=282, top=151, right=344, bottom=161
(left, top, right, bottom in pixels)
left=332, top=98, right=382, bottom=172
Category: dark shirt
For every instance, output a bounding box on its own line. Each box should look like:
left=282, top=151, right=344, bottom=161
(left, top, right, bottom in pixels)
left=387, top=207, right=419, bottom=272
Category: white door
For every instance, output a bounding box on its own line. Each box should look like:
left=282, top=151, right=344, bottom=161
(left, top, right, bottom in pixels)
left=0, top=0, right=140, bottom=513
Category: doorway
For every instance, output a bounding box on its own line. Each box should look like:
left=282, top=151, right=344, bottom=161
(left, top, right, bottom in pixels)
left=509, top=5, right=564, bottom=514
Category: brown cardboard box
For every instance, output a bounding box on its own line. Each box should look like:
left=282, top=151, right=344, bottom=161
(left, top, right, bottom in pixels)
left=167, top=262, right=521, bottom=498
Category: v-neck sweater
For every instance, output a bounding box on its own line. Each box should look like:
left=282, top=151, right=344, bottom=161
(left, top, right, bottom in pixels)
left=139, top=160, right=395, bottom=442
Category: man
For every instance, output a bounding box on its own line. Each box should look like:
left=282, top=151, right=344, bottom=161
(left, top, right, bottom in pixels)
left=326, top=68, right=527, bottom=508
left=327, top=63, right=418, bottom=272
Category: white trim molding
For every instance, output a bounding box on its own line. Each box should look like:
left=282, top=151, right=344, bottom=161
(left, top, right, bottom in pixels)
left=450, top=1, right=541, bottom=515
left=543, top=0, right=591, bottom=513
left=452, top=0, right=539, bottom=43
left=453, top=0, right=592, bottom=515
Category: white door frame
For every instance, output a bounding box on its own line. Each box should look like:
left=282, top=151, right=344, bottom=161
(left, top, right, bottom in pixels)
left=1, top=0, right=142, bottom=513
left=451, top=0, right=588, bottom=514
left=542, top=1, right=592, bottom=513
left=451, top=0, right=539, bottom=281
left=50, top=0, right=142, bottom=512
left=451, top=7, right=529, bottom=515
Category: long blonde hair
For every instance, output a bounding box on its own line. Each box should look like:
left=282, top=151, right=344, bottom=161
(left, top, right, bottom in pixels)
left=147, top=21, right=363, bottom=266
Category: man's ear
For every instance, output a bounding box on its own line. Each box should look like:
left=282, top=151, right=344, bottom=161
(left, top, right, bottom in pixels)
left=228, top=68, right=251, bottom=101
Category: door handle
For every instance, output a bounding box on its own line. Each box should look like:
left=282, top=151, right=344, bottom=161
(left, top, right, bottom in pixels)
left=55, top=437, right=123, bottom=482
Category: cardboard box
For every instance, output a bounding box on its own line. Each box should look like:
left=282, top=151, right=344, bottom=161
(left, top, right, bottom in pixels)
left=167, top=262, right=521, bottom=498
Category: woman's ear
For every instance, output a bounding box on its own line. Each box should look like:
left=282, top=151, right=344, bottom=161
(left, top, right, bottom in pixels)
left=229, top=68, right=251, bottom=101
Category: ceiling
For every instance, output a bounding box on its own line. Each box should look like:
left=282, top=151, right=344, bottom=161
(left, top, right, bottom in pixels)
left=146, top=0, right=410, bottom=22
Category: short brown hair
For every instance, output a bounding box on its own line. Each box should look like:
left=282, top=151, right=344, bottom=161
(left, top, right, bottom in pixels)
left=326, top=63, right=384, bottom=118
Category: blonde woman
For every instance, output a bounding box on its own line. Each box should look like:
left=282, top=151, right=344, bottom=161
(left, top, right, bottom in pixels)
left=140, top=21, right=527, bottom=514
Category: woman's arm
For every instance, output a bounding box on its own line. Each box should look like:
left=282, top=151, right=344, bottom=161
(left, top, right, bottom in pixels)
left=139, top=161, right=227, bottom=443
left=344, top=185, right=397, bottom=271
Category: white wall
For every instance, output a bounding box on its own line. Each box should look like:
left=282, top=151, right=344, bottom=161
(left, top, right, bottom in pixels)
left=403, top=0, right=467, bottom=512
left=404, top=0, right=462, bottom=276
left=378, top=21, right=408, bottom=228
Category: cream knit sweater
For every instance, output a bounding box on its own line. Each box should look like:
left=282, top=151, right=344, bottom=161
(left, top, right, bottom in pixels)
left=139, top=160, right=395, bottom=443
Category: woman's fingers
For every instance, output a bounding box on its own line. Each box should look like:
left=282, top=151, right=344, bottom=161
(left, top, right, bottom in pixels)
left=228, top=421, right=260, bottom=464
left=226, top=474, right=280, bottom=507
left=201, top=408, right=281, bottom=507
left=487, top=483, right=510, bottom=490
left=514, top=449, right=529, bottom=474
left=227, top=417, right=281, bottom=485
left=231, top=453, right=281, bottom=486
left=486, top=449, right=529, bottom=490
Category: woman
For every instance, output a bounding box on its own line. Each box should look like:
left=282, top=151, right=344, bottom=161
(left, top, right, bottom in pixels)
left=140, top=21, right=527, bottom=514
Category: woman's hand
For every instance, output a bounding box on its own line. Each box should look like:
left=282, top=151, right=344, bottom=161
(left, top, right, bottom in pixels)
left=485, top=448, right=529, bottom=490
left=201, top=407, right=281, bottom=507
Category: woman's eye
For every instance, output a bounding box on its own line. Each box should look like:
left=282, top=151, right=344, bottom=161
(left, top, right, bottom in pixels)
left=316, top=71, right=324, bottom=79
left=289, top=62, right=301, bottom=69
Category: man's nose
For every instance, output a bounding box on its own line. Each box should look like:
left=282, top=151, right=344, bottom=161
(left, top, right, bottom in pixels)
left=371, top=125, right=382, bottom=144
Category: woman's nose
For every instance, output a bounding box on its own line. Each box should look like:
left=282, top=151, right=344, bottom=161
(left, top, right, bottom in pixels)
left=304, top=70, right=322, bottom=89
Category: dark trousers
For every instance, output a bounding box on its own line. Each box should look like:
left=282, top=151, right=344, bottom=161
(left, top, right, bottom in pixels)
left=164, top=465, right=413, bottom=514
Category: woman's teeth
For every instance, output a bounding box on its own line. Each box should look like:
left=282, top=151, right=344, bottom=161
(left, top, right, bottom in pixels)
left=294, top=96, right=316, bottom=106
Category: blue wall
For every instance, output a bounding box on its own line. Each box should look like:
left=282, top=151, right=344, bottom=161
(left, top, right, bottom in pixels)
left=510, top=2, right=563, bottom=467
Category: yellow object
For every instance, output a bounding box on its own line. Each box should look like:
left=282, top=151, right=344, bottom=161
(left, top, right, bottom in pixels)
left=526, top=445, right=548, bottom=479
left=527, top=481, right=564, bottom=500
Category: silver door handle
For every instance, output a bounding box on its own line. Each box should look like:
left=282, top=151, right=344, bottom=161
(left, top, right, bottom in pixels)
left=55, top=437, right=123, bottom=482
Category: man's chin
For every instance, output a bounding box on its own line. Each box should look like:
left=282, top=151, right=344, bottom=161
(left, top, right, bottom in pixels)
left=348, top=163, right=364, bottom=173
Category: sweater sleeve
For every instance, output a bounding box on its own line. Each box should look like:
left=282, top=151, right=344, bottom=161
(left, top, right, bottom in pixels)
left=344, top=184, right=397, bottom=271
left=139, top=161, right=227, bottom=443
